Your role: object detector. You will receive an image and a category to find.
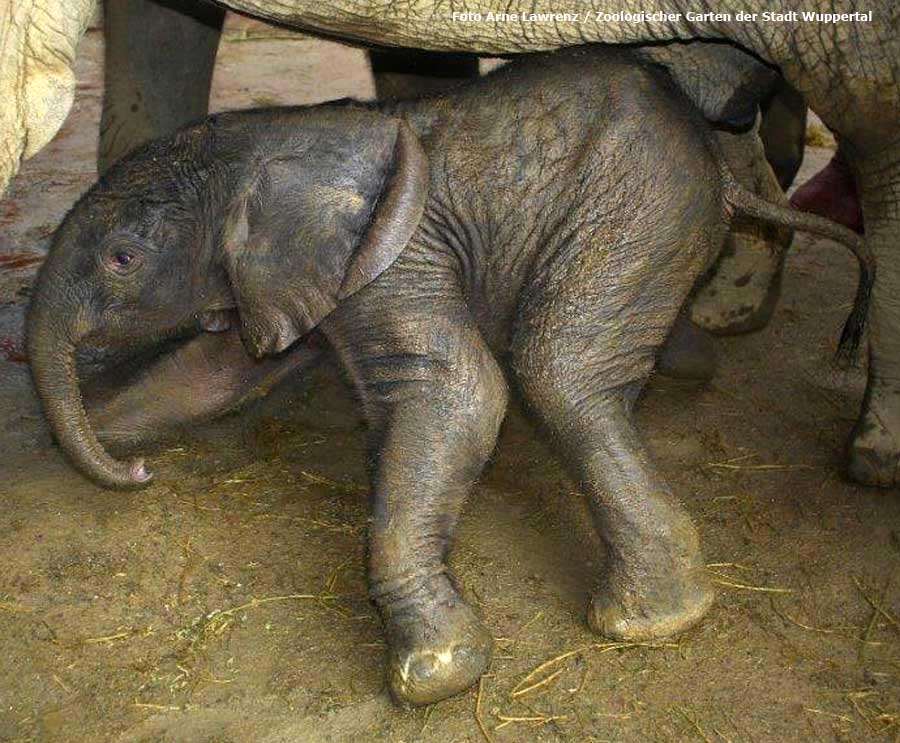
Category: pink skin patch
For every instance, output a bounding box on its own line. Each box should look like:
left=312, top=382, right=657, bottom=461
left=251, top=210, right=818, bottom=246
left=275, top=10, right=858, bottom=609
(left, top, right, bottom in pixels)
left=130, top=458, right=152, bottom=483
left=789, top=153, right=864, bottom=234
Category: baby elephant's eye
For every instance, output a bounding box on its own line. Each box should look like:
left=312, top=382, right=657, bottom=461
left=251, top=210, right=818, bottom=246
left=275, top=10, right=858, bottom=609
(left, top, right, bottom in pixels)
left=102, top=241, right=144, bottom=276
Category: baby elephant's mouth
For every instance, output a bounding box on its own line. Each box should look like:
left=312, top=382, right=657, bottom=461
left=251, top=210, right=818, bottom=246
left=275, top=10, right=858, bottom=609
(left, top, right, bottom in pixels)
left=81, top=326, right=325, bottom=454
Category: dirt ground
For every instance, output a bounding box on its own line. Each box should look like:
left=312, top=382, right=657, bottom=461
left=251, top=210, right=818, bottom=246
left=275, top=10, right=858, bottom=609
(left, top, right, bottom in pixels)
left=1, top=14, right=899, bottom=743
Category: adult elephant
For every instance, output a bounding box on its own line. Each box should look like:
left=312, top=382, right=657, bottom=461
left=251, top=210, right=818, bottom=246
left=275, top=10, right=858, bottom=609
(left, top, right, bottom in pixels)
left=97, top=0, right=481, bottom=172
left=3, top=0, right=899, bottom=486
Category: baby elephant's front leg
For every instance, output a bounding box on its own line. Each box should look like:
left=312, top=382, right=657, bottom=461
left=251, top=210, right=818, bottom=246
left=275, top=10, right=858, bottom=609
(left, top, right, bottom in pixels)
left=337, top=312, right=507, bottom=706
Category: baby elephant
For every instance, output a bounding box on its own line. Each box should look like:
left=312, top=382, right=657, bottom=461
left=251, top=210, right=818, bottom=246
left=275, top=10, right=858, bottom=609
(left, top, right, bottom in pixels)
left=28, top=47, right=871, bottom=706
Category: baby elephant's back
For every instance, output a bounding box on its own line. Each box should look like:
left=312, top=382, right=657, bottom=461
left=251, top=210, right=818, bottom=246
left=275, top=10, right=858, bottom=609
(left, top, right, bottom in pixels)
left=570, top=48, right=727, bottom=248
left=430, top=47, right=727, bottom=269
left=544, top=47, right=725, bottom=217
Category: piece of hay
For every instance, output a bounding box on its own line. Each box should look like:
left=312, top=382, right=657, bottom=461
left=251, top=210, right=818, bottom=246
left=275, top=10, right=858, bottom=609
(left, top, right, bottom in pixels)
left=475, top=673, right=495, bottom=743
left=707, top=568, right=792, bottom=594
left=511, top=641, right=677, bottom=698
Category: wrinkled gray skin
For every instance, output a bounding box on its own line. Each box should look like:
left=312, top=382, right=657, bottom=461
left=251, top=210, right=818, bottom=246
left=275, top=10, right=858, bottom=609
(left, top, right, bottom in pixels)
left=52, top=0, right=900, bottom=488
left=644, top=45, right=806, bottom=337
left=94, top=1, right=801, bottom=413
left=28, top=48, right=873, bottom=705
left=83, top=0, right=486, bottom=443
left=237, top=0, right=900, bottom=490
left=82, top=1, right=499, bottom=434
left=637, top=46, right=812, bottom=341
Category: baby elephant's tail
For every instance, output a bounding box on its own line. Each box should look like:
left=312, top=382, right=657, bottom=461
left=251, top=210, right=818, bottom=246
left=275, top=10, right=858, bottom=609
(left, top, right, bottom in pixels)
left=722, top=173, right=874, bottom=362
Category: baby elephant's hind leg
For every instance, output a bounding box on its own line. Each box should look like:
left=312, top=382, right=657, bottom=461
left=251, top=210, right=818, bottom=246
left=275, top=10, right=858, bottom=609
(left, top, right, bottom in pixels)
left=511, top=296, right=714, bottom=640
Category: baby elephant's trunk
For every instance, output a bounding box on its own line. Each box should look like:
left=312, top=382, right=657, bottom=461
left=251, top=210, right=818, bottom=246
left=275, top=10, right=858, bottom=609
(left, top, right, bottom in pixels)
left=721, top=173, right=875, bottom=362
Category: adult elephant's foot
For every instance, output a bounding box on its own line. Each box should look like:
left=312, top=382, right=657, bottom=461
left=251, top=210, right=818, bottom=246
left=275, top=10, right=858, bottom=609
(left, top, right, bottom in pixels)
left=690, top=232, right=785, bottom=335
left=381, top=578, right=493, bottom=706
left=657, top=314, right=717, bottom=381
left=690, top=125, right=792, bottom=336
left=847, top=382, right=900, bottom=487
left=588, top=514, right=714, bottom=641
left=790, top=153, right=864, bottom=234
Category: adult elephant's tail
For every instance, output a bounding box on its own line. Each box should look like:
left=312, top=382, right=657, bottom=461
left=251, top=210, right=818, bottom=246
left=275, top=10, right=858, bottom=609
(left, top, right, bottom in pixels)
left=720, top=164, right=875, bottom=362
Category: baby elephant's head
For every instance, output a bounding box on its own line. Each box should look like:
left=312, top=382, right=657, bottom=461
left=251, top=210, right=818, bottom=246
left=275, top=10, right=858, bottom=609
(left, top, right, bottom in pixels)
left=27, top=106, right=428, bottom=488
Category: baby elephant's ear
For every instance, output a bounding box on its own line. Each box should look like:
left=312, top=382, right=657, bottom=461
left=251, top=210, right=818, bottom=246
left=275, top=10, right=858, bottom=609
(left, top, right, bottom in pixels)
left=223, top=115, right=428, bottom=357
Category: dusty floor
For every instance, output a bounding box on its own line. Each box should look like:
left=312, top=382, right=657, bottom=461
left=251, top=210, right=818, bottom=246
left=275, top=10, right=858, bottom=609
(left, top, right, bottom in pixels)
left=1, top=15, right=899, bottom=743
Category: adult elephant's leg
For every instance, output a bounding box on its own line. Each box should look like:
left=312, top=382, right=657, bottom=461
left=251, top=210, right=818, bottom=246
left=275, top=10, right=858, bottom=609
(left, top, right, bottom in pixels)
left=690, top=124, right=793, bottom=334
left=99, top=0, right=225, bottom=172
left=368, top=49, right=479, bottom=100
left=846, top=148, right=900, bottom=487
left=759, top=80, right=807, bottom=191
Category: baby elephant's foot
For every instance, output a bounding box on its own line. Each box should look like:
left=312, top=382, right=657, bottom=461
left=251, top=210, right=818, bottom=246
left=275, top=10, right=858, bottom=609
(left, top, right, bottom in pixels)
left=588, top=526, right=714, bottom=640
left=588, top=569, right=714, bottom=641
left=381, top=580, right=493, bottom=706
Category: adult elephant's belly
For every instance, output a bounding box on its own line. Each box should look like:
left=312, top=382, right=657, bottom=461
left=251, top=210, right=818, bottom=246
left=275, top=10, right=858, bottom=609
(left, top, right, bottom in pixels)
left=81, top=326, right=323, bottom=451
